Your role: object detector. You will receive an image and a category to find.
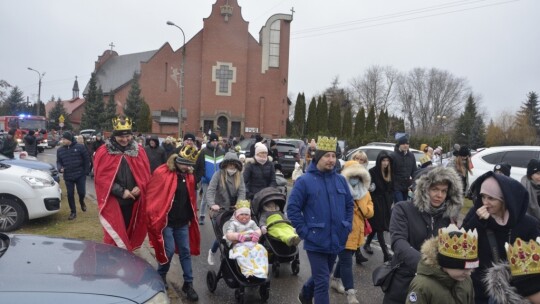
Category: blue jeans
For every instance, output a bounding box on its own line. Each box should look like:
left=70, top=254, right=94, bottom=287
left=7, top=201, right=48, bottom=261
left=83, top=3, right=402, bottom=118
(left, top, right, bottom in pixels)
left=302, top=250, right=337, bottom=304
left=333, top=249, right=355, bottom=291
left=64, top=175, right=86, bottom=214
left=157, top=225, right=193, bottom=283
left=393, top=190, right=408, bottom=204
left=198, top=183, right=209, bottom=217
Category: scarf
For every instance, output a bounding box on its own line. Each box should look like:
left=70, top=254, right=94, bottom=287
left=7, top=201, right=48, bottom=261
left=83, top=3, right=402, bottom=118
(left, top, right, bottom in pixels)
left=523, top=178, right=540, bottom=220
left=255, top=155, right=267, bottom=165
left=428, top=200, right=448, bottom=217
left=349, top=183, right=366, bottom=200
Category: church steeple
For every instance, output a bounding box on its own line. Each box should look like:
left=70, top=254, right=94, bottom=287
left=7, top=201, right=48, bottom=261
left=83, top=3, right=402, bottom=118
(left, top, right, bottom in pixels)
left=72, top=76, right=79, bottom=99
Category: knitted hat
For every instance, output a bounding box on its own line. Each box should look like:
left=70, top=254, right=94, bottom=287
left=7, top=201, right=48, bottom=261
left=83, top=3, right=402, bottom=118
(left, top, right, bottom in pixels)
left=480, top=177, right=504, bottom=202
left=527, top=159, right=540, bottom=179
left=183, top=133, right=195, bottom=141
left=397, top=136, right=409, bottom=145
left=493, top=162, right=511, bottom=177
left=62, top=131, right=74, bottom=142
left=433, top=147, right=442, bottom=155
left=458, top=146, right=471, bottom=157
left=208, top=133, right=219, bottom=143
left=175, top=145, right=199, bottom=166
left=255, top=142, right=268, bottom=155
left=437, top=224, right=479, bottom=270
left=506, top=237, right=540, bottom=297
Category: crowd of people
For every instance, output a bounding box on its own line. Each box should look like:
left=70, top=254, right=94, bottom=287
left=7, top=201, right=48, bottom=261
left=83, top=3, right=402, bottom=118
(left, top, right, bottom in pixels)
left=29, top=116, right=540, bottom=303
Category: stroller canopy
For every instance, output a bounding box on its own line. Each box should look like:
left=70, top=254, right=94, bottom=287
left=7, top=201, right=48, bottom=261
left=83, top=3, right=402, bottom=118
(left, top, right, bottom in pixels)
left=252, top=187, right=286, bottom=216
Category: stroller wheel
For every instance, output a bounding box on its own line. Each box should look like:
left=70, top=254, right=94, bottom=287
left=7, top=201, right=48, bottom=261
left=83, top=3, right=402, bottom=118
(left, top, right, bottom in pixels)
left=206, top=270, right=218, bottom=292
left=272, top=262, right=280, bottom=278
left=259, top=282, right=270, bottom=301
left=291, top=260, right=300, bottom=275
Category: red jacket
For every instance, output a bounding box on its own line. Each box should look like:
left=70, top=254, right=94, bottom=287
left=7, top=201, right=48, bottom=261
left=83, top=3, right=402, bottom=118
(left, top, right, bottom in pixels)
left=94, top=142, right=151, bottom=251
left=146, top=163, right=200, bottom=264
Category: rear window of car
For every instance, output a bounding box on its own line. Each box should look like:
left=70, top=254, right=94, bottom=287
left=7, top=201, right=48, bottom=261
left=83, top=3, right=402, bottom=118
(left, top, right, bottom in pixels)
left=276, top=142, right=297, bottom=153
left=481, top=150, right=539, bottom=168
left=363, top=148, right=385, bottom=161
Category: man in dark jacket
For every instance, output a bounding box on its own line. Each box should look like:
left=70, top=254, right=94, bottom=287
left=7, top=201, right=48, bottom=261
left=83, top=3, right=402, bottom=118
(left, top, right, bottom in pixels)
left=144, top=136, right=167, bottom=173
left=390, top=136, right=417, bottom=203
left=23, top=130, right=38, bottom=157
left=194, top=133, right=225, bottom=225
left=57, top=131, right=91, bottom=220
left=0, top=129, right=18, bottom=158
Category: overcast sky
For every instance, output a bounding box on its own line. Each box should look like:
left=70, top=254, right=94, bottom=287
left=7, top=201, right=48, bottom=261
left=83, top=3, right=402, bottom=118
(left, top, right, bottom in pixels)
left=1, top=0, right=538, bottom=120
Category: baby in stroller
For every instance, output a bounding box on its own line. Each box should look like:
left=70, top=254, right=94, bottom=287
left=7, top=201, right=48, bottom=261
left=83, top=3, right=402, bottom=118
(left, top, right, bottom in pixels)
left=256, top=189, right=301, bottom=247
left=224, top=200, right=269, bottom=279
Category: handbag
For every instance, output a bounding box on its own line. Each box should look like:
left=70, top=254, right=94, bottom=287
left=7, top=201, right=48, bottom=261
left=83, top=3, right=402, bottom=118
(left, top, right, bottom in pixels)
left=372, top=262, right=401, bottom=292
left=364, top=219, right=373, bottom=236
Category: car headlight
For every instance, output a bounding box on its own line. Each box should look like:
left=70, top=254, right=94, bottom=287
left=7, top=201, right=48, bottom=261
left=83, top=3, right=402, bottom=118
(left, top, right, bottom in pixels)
left=143, top=292, right=169, bottom=304
left=21, top=175, right=55, bottom=188
left=16, top=138, right=22, bottom=143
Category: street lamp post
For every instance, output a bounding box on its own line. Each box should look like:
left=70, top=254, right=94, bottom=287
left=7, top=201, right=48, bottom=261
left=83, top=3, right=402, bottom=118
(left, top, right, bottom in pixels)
left=166, top=20, right=186, bottom=138
left=27, top=67, right=45, bottom=116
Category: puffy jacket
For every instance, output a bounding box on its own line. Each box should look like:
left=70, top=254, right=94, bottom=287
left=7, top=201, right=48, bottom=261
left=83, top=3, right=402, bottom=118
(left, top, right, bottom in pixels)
left=194, top=143, right=225, bottom=184
left=144, top=136, right=167, bottom=173
left=23, top=134, right=38, bottom=157
left=243, top=158, right=277, bottom=200
left=390, top=149, right=418, bottom=191
left=57, top=142, right=90, bottom=181
left=287, top=161, right=354, bottom=254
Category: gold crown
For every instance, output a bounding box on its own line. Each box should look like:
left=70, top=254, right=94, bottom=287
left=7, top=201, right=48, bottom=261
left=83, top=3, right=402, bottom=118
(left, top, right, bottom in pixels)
left=179, top=145, right=199, bottom=163
left=317, top=136, right=338, bottom=152
left=506, top=237, right=540, bottom=277
left=235, top=200, right=250, bottom=210
left=112, top=116, right=132, bottom=131
left=438, top=224, right=478, bottom=261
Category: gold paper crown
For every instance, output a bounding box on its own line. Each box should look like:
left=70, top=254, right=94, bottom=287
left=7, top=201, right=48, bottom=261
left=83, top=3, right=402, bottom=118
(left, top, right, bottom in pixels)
left=235, top=200, right=250, bottom=210
left=438, top=224, right=478, bottom=260
left=179, top=145, right=199, bottom=163
left=505, top=237, right=540, bottom=277
left=112, top=116, right=132, bottom=131
left=317, top=136, right=338, bottom=152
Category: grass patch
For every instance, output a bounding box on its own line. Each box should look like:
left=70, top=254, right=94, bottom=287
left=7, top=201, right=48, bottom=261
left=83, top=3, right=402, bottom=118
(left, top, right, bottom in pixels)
left=17, top=181, right=103, bottom=242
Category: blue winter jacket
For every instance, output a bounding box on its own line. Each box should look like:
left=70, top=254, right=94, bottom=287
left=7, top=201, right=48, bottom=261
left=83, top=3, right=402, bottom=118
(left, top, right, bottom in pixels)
left=287, top=161, right=354, bottom=254
left=56, top=142, right=90, bottom=181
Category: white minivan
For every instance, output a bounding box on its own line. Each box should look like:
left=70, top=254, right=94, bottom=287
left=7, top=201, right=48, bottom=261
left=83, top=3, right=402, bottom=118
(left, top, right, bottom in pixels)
left=0, top=162, right=61, bottom=232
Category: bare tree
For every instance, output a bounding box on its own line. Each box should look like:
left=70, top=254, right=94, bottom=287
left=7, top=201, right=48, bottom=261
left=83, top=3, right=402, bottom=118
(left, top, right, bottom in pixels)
left=395, top=67, right=470, bottom=136
left=349, top=65, right=398, bottom=116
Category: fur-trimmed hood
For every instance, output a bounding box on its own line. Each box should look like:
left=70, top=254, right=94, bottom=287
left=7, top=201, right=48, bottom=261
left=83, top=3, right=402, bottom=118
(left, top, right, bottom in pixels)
left=413, top=166, right=463, bottom=219
left=420, top=237, right=440, bottom=268
left=484, top=262, right=529, bottom=304
left=244, top=155, right=273, bottom=164
left=341, top=160, right=371, bottom=191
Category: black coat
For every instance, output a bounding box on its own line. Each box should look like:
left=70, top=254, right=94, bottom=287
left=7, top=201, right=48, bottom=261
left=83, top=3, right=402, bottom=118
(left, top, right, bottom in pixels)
left=243, top=158, right=277, bottom=200
left=56, top=142, right=90, bottom=181
left=462, top=172, right=540, bottom=304
left=23, top=134, right=38, bottom=157
left=368, top=151, right=394, bottom=232
left=390, top=149, right=417, bottom=192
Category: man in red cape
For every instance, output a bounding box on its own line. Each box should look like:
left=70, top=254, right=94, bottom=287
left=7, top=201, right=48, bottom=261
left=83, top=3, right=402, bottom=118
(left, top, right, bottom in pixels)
left=94, top=116, right=150, bottom=251
left=146, top=147, right=200, bottom=301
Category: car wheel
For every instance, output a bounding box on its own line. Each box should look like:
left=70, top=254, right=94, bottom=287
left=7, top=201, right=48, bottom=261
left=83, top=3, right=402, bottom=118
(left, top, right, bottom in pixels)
left=0, top=198, right=26, bottom=232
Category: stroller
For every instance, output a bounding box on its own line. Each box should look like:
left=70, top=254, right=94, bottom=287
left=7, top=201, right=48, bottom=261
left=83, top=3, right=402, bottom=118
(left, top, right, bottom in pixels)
left=206, top=208, right=271, bottom=303
left=252, top=187, right=300, bottom=277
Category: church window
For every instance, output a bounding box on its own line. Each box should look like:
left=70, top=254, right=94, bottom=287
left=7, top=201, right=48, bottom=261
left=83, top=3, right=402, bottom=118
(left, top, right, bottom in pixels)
left=212, top=62, right=237, bottom=96
left=269, top=21, right=280, bottom=68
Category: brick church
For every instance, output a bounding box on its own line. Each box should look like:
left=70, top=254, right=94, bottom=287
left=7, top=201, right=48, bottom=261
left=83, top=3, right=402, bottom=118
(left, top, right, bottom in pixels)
left=86, top=0, right=293, bottom=138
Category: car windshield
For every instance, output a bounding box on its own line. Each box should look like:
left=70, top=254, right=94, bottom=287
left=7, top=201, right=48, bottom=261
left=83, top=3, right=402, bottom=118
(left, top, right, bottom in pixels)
left=237, top=139, right=253, bottom=150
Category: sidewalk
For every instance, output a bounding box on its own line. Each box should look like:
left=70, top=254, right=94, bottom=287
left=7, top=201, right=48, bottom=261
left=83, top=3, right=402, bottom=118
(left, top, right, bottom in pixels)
left=134, top=238, right=185, bottom=304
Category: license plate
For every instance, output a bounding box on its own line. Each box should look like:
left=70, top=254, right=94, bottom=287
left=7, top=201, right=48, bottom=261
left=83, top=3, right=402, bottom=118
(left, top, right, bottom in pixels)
left=284, top=155, right=293, bottom=158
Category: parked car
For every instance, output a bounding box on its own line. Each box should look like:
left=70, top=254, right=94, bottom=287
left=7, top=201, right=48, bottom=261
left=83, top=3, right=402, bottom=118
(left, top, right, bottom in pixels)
left=0, top=153, right=60, bottom=182
left=0, top=163, right=61, bottom=232
left=236, top=138, right=256, bottom=158
left=79, top=129, right=97, bottom=140
left=0, top=233, right=169, bottom=303
left=468, top=145, right=540, bottom=187
left=274, top=142, right=300, bottom=177
left=345, top=144, right=423, bottom=169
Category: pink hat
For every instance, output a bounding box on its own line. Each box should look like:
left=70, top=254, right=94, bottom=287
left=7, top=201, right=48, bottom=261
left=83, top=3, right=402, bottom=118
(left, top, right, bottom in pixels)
left=480, top=177, right=504, bottom=202
left=255, top=143, right=268, bottom=155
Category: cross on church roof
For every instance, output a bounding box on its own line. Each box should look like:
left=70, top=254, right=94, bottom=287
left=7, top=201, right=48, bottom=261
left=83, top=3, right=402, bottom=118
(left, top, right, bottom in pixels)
left=290, top=7, right=295, bottom=16
left=109, top=42, right=115, bottom=51
left=215, top=65, right=234, bottom=93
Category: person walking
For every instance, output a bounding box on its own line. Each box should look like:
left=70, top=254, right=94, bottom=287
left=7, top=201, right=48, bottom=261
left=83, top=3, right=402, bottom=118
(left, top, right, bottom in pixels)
left=23, top=130, right=38, bottom=157
left=287, top=136, right=354, bottom=304
left=146, top=148, right=200, bottom=301
left=243, top=143, right=277, bottom=200
left=144, top=135, right=167, bottom=173
left=364, top=151, right=394, bottom=263
left=0, top=129, right=18, bottom=158
left=93, top=116, right=151, bottom=252
left=446, top=146, right=472, bottom=195
left=383, top=166, right=463, bottom=304
left=206, top=152, right=246, bottom=265
left=56, top=131, right=90, bottom=220
left=331, top=160, right=373, bottom=304
left=521, top=159, right=540, bottom=222
left=461, top=172, right=540, bottom=303
left=194, top=133, right=225, bottom=225
left=390, top=136, right=418, bottom=203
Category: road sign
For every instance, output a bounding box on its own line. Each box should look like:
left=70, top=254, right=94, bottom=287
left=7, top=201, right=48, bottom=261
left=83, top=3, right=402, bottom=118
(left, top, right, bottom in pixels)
left=59, top=115, right=65, bottom=123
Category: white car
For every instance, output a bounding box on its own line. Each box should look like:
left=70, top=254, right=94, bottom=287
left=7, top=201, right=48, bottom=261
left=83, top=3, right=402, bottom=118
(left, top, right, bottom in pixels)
left=345, top=144, right=423, bottom=170
left=0, top=163, right=61, bottom=232
left=468, top=145, right=540, bottom=186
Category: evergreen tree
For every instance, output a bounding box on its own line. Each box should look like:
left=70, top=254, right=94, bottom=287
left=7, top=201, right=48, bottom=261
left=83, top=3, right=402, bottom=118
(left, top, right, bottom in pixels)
left=354, top=107, right=366, bottom=138
left=286, top=118, right=292, bottom=137
left=376, top=109, right=389, bottom=141
left=292, top=93, right=306, bottom=137
left=328, top=102, right=341, bottom=136
left=305, top=97, right=318, bottom=137
left=4, top=86, right=25, bottom=115
left=469, top=116, right=485, bottom=149
left=124, top=72, right=144, bottom=132
left=365, top=105, right=377, bottom=142
left=80, top=73, right=104, bottom=130
left=342, top=105, right=353, bottom=140
left=316, top=95, right=329, bottom=134
left=516, top=91, right=540, bottom=137
left=48, top=97, right=72, bottom=130
left=138, top=100, right=152, bottom=133
left=453, top=94, right=480, bottom=147
left=101, top=91, right=118, bottom=132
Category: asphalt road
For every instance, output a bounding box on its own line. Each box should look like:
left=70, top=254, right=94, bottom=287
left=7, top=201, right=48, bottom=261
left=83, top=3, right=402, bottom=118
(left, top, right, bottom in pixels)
left=38, top=147, right=388, bottom=304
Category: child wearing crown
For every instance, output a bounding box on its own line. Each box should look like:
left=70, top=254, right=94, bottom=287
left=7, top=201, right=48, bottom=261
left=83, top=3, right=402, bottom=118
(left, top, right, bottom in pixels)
left=484, top=237, right=540, bottom=304
left=406, top=224, right=478, bottom=304
left=225, top=200, right=268, bottom=279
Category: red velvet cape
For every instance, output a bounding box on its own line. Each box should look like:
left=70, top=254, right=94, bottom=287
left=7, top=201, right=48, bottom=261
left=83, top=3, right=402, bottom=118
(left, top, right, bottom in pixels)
left=94, top=144, right=151, bottom=251
left=146, top=164, right=200, bottom=264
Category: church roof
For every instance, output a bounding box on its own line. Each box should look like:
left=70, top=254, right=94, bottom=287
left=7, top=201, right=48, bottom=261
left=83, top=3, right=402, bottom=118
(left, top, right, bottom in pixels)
left=45, top=97, right=85, bottom=117
left=83, top=49, right=158, bottom=95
